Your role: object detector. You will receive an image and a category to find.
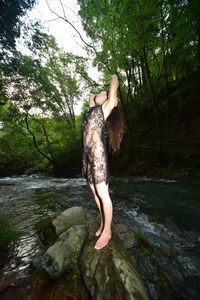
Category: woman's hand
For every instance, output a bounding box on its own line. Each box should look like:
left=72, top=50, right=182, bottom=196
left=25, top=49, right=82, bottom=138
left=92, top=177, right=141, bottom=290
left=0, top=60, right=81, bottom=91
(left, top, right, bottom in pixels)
left=89, top=94, right=96, bottom=107
left=110, top=74, right=119, bottom=89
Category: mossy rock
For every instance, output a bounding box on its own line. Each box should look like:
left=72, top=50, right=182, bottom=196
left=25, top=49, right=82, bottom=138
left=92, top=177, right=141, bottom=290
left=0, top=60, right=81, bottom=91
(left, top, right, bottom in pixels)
left=34, top=214, right=58, bottom=246
left=29, top=266, right=90, bottom=300
left=125, top=229, right=150, bottom=245
left=139, top=246, right=151, bottom=257
left=164, top=249, right=180, bottom=259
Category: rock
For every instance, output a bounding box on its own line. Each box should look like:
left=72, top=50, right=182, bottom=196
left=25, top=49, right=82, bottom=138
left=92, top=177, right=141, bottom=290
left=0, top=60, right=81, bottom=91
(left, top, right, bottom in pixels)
left=52, top=206, right=86, bottom=235
left=31, top=255, right=43, bottom=268
left=113, top=223, right=139, bottom=248
left=41, top=224, right=87, bottom=279
left=80, top=231, right=149, bottom=300
left=40, top=206, right=150, bottom=299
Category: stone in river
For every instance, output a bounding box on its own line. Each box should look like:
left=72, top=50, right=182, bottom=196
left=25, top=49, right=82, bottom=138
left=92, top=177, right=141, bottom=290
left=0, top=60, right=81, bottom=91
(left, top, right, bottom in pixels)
left=41, top=206, right=150, bottom=300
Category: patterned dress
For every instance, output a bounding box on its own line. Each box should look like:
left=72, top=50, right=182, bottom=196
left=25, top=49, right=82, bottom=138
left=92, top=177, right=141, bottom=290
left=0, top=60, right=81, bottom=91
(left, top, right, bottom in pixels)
left=81, top=104, right=109, bottom=185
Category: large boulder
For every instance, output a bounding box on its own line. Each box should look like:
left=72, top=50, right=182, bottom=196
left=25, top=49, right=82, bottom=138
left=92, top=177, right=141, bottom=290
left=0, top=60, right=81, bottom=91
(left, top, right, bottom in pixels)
left=41, top=224, right=87, bottom=279
left=40, top=206, right=150, bottom=299
left=41, top=206, right=87, bottom=279
left=52, top=206, right=86, bottom=235
left=81, top=215, right=149, bottom=300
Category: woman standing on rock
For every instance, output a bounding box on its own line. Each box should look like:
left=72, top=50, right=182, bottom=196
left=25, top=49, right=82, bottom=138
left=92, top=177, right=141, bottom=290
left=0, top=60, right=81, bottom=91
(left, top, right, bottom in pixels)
left=81, top=74, right=124, bottom=250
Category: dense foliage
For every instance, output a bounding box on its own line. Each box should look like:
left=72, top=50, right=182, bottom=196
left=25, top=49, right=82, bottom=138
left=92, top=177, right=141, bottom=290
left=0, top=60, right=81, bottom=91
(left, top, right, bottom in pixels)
left=0, top=0, right=36, bottom=56
left=0, top=28, right=94, bottom=176
left=76, top=0, right=200, bottom=176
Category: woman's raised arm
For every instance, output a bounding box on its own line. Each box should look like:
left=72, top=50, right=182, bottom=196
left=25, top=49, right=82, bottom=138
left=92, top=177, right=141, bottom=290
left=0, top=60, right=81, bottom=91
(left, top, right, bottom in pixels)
left=102, top=75, right=119, bottom=120
left=108, top=75, right=119, bottom=105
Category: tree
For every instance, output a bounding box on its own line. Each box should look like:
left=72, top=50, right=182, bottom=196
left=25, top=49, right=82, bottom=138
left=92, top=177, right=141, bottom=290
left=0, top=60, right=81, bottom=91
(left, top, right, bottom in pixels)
left=0, top=28, right=94, bottom=173
left=0, top=0, right=36, bottom=59
left=75, top=0, right=200, bottom=156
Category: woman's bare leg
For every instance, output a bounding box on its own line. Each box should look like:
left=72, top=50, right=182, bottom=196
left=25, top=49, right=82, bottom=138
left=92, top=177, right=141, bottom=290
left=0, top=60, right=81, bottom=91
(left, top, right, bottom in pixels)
left=88, top=181, right=104, bottom=236
left=93, top=181, right=113, bottom=250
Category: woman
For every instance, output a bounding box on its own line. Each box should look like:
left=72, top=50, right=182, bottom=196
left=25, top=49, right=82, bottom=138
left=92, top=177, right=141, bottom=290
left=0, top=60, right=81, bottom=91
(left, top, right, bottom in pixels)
left=81, top=74, right=124, bottom=250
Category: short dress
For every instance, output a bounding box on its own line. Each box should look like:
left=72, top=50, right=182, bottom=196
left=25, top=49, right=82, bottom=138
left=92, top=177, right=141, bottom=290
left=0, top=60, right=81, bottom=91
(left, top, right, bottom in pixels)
left=81, top=104, right=109, bottom=185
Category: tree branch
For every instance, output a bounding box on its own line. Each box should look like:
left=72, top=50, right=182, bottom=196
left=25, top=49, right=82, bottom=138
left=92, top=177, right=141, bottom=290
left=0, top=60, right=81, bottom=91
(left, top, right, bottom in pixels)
left=25, top=111, right=54, bottom=164
left=46, top=0, right=97, bottom=53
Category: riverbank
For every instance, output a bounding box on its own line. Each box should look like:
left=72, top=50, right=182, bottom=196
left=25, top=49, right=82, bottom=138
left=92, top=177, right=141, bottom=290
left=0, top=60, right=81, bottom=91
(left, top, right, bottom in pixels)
left=110, top=164, right=200, bottom=180
left=1, top=164, right=199, bottom=180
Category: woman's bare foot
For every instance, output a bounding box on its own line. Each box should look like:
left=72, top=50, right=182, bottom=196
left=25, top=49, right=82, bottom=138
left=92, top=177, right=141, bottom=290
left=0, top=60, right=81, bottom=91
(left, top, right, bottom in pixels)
left=94, top=230, right=112, bottom=250
left=95, top=223, right=103, bottom=237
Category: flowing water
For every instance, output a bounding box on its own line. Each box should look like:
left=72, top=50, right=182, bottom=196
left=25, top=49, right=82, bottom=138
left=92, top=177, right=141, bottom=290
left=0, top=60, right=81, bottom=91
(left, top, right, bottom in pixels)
left=0, top=175, right=200, bottom=299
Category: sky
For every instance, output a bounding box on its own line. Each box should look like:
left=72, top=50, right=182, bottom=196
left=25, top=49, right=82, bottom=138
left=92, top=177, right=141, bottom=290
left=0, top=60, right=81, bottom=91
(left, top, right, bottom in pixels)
left=16, top=0, right=101, bottom=115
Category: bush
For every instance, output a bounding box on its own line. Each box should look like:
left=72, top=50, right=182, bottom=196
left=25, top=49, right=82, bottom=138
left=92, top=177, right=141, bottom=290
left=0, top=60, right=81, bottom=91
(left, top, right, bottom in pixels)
left=34, top=215, right=57, bottom=246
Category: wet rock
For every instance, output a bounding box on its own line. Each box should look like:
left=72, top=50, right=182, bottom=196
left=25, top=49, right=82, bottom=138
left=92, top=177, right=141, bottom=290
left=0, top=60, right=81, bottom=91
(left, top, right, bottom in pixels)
left=52, top=206, right=86, bottom=235
left=31, top=255, right=43, bottom=268
left=176, top=255, right=200, bottom=276
left=41, top=224, right=87, bottom=279
left=80, top=232, right=150, bottom=300
left=147, top=282, right=158, bottom=300
left=113, top=223, right=139, bottom=248
left=183, top=230, right=200, bottom=244
left=160, top=231, right=171, bottom=243
left=40, top=206, right=150, bottom=300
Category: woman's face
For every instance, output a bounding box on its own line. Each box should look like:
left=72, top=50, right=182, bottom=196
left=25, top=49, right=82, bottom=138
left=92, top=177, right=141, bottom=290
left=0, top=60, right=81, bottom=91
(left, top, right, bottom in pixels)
left=95, top=91, right=108, bottom=105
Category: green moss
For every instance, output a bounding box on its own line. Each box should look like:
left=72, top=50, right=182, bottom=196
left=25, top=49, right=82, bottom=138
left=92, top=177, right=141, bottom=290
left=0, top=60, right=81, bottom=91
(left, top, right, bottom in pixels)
left=139, top=247, right=151, bottom=257
left=132, top=230, right=149, bottom=246
left=135, top=232, right=149, bottom=242
left=119, top=228, right=151, bottom=251
left=0, top=216, right=20, bottom=255
left=124, top=228, right=149, bottom=242
left=34, top=215, right=58, bottom=246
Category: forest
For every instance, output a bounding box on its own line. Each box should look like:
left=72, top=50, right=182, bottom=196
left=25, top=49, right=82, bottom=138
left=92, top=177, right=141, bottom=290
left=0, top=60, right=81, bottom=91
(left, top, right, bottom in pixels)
left=1, top=1, right=200, bottom=299
left=0, top=0, right=200, bottom=179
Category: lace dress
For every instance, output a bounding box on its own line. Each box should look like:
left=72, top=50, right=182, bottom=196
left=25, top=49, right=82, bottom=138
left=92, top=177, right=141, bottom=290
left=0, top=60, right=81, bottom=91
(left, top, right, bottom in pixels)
left=81, top=104, right=109, bottom=185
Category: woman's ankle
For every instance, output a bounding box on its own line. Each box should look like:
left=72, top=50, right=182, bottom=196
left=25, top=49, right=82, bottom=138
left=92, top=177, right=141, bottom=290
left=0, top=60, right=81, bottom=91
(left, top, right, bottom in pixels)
left=102, top=228, right=112, bottom=234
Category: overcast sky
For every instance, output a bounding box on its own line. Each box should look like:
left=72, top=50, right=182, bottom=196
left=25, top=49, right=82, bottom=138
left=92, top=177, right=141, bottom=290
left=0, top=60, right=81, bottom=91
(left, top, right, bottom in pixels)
left=17, top=0, right=101, bottom=115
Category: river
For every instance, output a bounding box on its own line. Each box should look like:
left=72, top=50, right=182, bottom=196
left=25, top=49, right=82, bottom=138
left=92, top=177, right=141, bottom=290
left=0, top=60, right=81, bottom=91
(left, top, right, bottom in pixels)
left=0, top=175, right=200, bottom=299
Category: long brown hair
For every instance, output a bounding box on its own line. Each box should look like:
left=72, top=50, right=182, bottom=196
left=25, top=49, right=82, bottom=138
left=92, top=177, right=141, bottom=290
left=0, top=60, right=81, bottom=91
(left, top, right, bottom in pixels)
left=106, top=91, right=124, bottom=154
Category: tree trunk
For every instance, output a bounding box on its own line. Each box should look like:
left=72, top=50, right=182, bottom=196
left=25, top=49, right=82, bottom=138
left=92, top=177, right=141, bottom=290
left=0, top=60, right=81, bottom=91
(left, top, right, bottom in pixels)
left=142, top=46, right=163, bottom=159
left=41, top=120, right=56, bottom=164
left=25, top=111, right=55, bottom=164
